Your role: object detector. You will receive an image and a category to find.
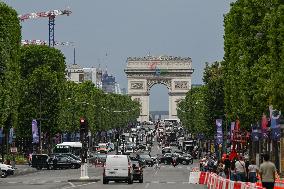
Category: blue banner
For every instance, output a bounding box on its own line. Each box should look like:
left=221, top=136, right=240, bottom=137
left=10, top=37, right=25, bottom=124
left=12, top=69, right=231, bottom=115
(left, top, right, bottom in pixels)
left=0, top=127, right=3, bottom=145
left=216, top=119, right=223, bottom=144
left=32, top=119, right=39, bottom=144
left=251, top=123, right=261, bottom=142
left=8, top=127, right=14, bottom=144
left=270, top=109, right=281, bottom=141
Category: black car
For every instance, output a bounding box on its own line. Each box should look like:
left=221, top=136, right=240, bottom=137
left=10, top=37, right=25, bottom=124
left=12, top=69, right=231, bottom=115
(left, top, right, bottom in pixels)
left=88, top=153, right=107, bottom=165
left=50, top=154, right=81, bottom=169
left=132, top=161, right=143, bottom=183
left=177, top=153, right=193, bottom=165
left=162, top=147, right=172, bottom=154
left=137, top=154, right=154, bottom=167
left=31, top=154, right=52, bottom=170
left=159, top=153, right=175, bottom=164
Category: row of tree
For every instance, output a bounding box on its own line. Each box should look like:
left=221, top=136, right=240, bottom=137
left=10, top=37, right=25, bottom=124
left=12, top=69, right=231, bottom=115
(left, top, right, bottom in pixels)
left=178, top=0, right=284, bottom=136
left=0, top=3, right=140, bottom=144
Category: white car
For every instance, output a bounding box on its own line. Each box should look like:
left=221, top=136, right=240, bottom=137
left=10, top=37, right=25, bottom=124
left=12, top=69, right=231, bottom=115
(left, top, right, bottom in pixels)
left=0, top=163, right=15, bottom=178
left=103, top=155, right=133, bottom=184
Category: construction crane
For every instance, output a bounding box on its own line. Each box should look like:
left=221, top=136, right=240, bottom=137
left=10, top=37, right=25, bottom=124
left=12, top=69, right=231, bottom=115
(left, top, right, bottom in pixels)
left=19, top=8, right=72, bottom=47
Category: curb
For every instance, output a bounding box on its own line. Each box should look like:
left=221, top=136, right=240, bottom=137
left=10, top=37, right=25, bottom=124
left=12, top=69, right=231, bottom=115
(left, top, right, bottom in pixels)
left=68, top=178, right=100, bottom=182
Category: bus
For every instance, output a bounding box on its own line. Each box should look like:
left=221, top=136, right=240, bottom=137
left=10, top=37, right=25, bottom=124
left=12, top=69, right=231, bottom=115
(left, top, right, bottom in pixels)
left=53, top=142, right=82, bottom=156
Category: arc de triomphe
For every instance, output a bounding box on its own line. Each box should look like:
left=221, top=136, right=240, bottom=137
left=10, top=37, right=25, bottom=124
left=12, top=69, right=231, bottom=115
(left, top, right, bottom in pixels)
left=124, top=55, right=194, bottom=122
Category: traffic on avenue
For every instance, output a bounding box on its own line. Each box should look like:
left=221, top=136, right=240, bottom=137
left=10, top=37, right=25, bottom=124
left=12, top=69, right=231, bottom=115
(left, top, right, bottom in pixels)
left=0, top=120, right=205, bottom=189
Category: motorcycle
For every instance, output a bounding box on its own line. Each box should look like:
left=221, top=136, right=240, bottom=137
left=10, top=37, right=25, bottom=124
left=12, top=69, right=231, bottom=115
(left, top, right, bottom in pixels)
left=172, top=158, right=177, bottom=167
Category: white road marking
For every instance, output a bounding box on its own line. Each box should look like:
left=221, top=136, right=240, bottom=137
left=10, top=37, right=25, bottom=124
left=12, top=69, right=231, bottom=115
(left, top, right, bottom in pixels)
left=62, top=182, right=96, bottom=189
left=145, top=183, right=150, bottom=188
left=7, top=181, right=17, bottom=184
left=167, top=181, right=176, bottom=184
left=152, top=181, right=159, bottom=184
left=188, top=172, right=191, bottom=183
left=68, top=182, right=76, bottom=188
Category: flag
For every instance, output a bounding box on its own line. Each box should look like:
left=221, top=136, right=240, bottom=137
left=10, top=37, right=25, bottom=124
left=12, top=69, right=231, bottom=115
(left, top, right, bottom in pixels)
left=230, top=122, right=235, bottom=140
left=0, top=127, right=3, bottom=145
left=235, top=119, right=240, bottom=130
left=270, top=108, right=281, bottom=141
left=32, top=119, right=39, bottom=144
left=251, top=123, right=261, bottom=142
left=8, top=127, right=14, bottom=144
left=261, top=113, right=269, bottom=138
left=216, top=119, right=223, bottom=144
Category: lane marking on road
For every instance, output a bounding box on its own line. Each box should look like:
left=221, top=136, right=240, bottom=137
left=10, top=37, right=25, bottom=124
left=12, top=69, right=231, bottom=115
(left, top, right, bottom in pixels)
left=188, top=172, right=191, bottom=184
left=7, top=181, right=17, bottom=184
left=62, top=182, right=97, bottom=189
left=167, top=181, right=176, bottom=184
left=154, top=169, right=158, bottom=176
left=145, top=183, right=150, bottom=188
left=152, top=181, right=159, bottom=184
left=67, top=182, right=76, bottom=188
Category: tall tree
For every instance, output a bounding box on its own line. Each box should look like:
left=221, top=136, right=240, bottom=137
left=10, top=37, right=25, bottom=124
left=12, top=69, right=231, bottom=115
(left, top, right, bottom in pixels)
left=0, top=2, right=21, bottom=129
left=18, top=45, right=66, bottom=140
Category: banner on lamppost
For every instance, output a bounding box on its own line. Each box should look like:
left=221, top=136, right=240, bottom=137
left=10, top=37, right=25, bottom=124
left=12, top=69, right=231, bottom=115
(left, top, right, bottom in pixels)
left=251, top=123, right=261, bottom=142
left=8, top=127, right=15, bottom=144
left=32, top=119, right=39, bottom=144
left=0, top=127, right=3, bottom=145
left=230, top=122, right=235, bottom=140
left=270, top=107, right=281, bottom=141
left=216, top=119, right=223, bottom=145
left=261, top=113, right=269, bottom=139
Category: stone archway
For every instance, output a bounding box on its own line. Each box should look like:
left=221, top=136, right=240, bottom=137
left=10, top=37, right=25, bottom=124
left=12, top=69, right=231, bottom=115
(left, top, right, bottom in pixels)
left=124, top=55, right=194, bottom=122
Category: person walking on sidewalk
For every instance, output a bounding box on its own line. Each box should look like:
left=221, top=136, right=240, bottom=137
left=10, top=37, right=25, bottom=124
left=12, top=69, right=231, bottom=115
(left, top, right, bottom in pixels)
left=248, top=160, right=258, bottom=183
left=259, top=154, right=276, bottom=189
left=235, top=156, right=247, bottom=182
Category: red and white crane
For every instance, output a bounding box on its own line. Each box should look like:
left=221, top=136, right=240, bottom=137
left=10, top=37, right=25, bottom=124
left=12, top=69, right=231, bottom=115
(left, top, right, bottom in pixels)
left=19, top=8, right=72, bottom=47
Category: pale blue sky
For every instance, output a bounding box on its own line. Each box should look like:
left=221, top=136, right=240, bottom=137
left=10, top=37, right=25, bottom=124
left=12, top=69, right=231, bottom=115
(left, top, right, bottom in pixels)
left=4, top=0, right=234, bottom=111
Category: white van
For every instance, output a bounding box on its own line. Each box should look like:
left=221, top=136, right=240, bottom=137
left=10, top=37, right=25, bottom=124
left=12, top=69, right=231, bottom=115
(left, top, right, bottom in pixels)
left=103, top=155, right=133, bottom=184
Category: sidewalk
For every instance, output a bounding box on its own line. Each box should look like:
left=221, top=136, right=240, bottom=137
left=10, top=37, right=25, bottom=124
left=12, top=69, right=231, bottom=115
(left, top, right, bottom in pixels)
left=11, top=164, right=38, bottom=177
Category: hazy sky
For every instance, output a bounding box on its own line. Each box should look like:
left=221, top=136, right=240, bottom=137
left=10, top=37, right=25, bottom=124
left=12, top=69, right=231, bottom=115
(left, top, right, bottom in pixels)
left=4, top=0, right=234, bottom=111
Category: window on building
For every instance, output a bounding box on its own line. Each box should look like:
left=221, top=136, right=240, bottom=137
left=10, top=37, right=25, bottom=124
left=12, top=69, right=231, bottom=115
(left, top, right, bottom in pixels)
left=79, top=74, right=84, bottom=82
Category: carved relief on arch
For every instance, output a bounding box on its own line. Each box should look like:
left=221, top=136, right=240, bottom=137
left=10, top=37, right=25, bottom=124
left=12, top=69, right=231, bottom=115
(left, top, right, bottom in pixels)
left=147, top=79, right=171, bottom=91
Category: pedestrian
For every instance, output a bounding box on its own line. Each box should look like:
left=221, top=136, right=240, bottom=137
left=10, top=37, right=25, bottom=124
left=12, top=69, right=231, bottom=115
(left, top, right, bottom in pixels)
left=224, top=155, right=231, bottom=179
left=259, top=154, right=276, bottom=189
left=52, top=156, right=58, bottom=170
left=235, top=156, right=247, bottom=182
left=248, top=160, right=258, bottom=183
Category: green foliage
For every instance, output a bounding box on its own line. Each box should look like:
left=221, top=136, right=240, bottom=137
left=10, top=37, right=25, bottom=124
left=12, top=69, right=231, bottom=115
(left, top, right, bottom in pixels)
left=203, top=62, right=225, bottom=127
left=59, top=81, right=140, bottom=133
left=177, top=86, right=212, bottom=137
left=18, top=45, right=66, bottom=137
left=0, top=2, right=21, bottom=129
left=223, top=0, right=284, bottom=129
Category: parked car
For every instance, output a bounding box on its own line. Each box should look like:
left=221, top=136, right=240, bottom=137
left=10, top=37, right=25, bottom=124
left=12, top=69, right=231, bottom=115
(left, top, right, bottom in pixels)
left=132, top=161, right=143, bottom=183
left=103, top=155, right=133, bottom=184
left=0, top=163, right=15, bottom=178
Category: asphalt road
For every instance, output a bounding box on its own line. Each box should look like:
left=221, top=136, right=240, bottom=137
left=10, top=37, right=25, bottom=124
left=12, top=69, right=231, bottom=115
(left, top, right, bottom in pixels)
left=0, top=125, right=206, bottom=189
left=0, top=163, right=205, bottom=189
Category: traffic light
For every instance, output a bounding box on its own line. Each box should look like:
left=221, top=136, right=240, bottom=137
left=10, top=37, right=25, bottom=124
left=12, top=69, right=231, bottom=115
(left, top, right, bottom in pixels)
left=80, top=117, right=87, bottom=132
left=121, top=134, right=125, bottom=141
